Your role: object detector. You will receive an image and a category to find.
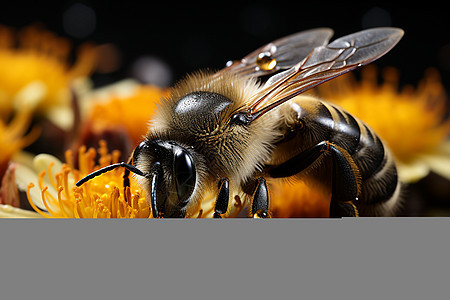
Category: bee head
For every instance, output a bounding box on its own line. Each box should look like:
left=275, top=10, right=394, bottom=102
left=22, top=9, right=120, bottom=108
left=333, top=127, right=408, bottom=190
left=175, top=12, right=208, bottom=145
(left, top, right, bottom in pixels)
left=76, top=139, right=199, bottom=218
left=132, top=140, right=198, bottom=218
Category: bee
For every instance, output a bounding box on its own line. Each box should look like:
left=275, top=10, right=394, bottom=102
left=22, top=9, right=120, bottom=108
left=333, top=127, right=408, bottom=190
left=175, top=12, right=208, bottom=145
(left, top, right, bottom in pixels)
left=77, top=27, right=404, bottom=218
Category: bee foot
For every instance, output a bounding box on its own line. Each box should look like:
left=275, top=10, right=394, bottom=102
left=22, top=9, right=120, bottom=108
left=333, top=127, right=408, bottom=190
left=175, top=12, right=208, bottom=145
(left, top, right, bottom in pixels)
left=251, top=177, right=270, bottom=218
left=214, top=178, right=229, bottom=218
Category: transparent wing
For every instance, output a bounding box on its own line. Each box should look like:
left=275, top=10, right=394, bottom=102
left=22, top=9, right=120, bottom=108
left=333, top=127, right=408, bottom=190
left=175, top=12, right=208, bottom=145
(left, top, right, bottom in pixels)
left=218, top=28, right=334, bottom=78
left=248, top=27, right=404, bottom=118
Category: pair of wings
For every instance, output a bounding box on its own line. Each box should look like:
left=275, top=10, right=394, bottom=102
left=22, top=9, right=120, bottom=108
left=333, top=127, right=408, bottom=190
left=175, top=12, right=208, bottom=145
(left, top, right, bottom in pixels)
left=217, top=27, right=403, bottom=120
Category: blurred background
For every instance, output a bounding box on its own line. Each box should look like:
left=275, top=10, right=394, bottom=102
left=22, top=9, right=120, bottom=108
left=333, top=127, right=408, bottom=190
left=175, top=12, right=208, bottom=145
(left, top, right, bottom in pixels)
left=1, top=1, right=449, bottom=217
left=1, top=1, right=448, bottom=89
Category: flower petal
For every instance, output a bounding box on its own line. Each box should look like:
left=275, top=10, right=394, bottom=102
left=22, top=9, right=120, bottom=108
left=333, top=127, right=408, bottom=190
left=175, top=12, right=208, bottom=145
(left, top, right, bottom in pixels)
left=396, top=160, right=430, bottom=183
left=12, top=151, right=35, bottom=168
left=33, top=153, right=64, bottom=175
left=33, top=153, right=76, bottom=188
left=0, top=204, right=43, bottom=218
left=47, top=106, right=74, bottom=131
left=82, top=79, right=139, bottom=104
left=14, top=163, right=48, bottom=210
left=12, top=81, right=47, bottom=111
left=420, top=153, right=450, bottom=180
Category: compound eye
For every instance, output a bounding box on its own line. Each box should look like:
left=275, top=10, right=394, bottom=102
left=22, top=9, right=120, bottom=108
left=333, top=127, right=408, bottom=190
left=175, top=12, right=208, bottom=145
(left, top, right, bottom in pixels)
left=174, top=149, right=196, bottom=204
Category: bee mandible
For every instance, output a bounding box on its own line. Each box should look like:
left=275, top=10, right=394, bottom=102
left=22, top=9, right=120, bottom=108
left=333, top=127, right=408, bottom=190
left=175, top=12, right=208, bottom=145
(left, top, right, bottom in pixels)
left=77, top=27, right=404, bottom=218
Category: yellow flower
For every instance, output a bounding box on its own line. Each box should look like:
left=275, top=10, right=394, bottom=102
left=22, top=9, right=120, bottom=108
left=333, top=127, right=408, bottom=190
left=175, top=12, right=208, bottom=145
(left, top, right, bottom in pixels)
left=17, top=140, right=246, bottom=218
left=24, top=141, right=150, bottom=218
left=269, top=180, right=330, bottom=218
left=317, top=66, right=450, bottom=183
left=0, top=25, right=96, bottom=129
left=83, top=82, right=168, bottom=146
left=0, top=96, right=39, bottom=212
left=0, top=109, right=39, bottom=179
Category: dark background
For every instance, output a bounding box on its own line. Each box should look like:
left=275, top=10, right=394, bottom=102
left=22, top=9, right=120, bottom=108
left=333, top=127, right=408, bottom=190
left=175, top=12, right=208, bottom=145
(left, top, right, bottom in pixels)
left=1, top=1, right=449, bottom=89
left=2, top=4, right=450, bottom=297
left=1, top=1, right=449, bottom=216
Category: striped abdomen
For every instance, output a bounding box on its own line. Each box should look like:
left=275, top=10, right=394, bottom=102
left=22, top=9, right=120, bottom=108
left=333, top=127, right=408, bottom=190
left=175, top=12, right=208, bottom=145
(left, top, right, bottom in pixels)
left=275, top=97, right=402, bottom=216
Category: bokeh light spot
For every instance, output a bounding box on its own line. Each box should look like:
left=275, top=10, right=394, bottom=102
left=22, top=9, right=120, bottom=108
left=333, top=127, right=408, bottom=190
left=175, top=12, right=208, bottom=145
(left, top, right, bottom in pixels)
left=130, top=56, right=173, bottom=87
left=62, top=2, right=96, bottom=38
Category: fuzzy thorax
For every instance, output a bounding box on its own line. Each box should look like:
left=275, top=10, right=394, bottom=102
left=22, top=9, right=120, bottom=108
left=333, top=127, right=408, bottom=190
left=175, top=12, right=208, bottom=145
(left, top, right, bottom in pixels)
left=148, top=71, right=282, bottom=185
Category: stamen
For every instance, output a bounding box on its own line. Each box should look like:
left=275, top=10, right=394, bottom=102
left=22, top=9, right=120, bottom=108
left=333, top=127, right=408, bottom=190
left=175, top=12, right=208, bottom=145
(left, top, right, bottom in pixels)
left=103, top=207, right=112, bottom=218
left=78, top=145, right=87, bottom=175
left=65, top=149, right=74, bottom=170
left=26, top=183, right=50, bottom=218
left=26, top=141, right=151, bottom=218
left=86, top=148, right=96, bottom=173
left=98, top=140, right=110, bottom=167
left=38, top=170, right=46, bottom=190
left=47, top=162, right=57, bottom=190
left=132, top=190, right=139, bottom=210
left=112, top=150, right=121, bottom=164
left=55, top=173, right=63, bottom=191
left=117, top=190, right=125, bottom=217
left=41, top=186, right=56, bottom=216
left=93, top=200, right=99, bottom=218
left=62, top=165, right=71, bottom=200
left=110, top=189, right=117, bottom=218
left=74, top=199, right=81, bottom=218
left=57, top=186, right=69, bottom=218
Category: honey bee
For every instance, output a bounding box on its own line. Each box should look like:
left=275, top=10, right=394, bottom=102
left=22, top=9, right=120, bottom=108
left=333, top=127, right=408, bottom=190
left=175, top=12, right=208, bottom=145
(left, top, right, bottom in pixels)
left=77, top=27, right=404, bottom=218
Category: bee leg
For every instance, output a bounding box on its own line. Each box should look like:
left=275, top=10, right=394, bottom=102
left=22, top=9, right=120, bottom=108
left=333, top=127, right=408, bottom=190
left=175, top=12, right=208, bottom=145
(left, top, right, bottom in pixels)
left=328, top=143, right=360, bottom=218
left=269, top=141, right=359, bottom=218
left=213, top=178, right=229, bottom=218
left=251, top=178, right=270, bottom=218
left=330, top=200, right=359, bottom=218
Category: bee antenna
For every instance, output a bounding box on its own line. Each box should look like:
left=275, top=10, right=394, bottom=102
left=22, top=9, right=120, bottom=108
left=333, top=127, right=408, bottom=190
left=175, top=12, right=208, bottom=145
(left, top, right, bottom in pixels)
left=75, top=162, right=146, bottom=187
